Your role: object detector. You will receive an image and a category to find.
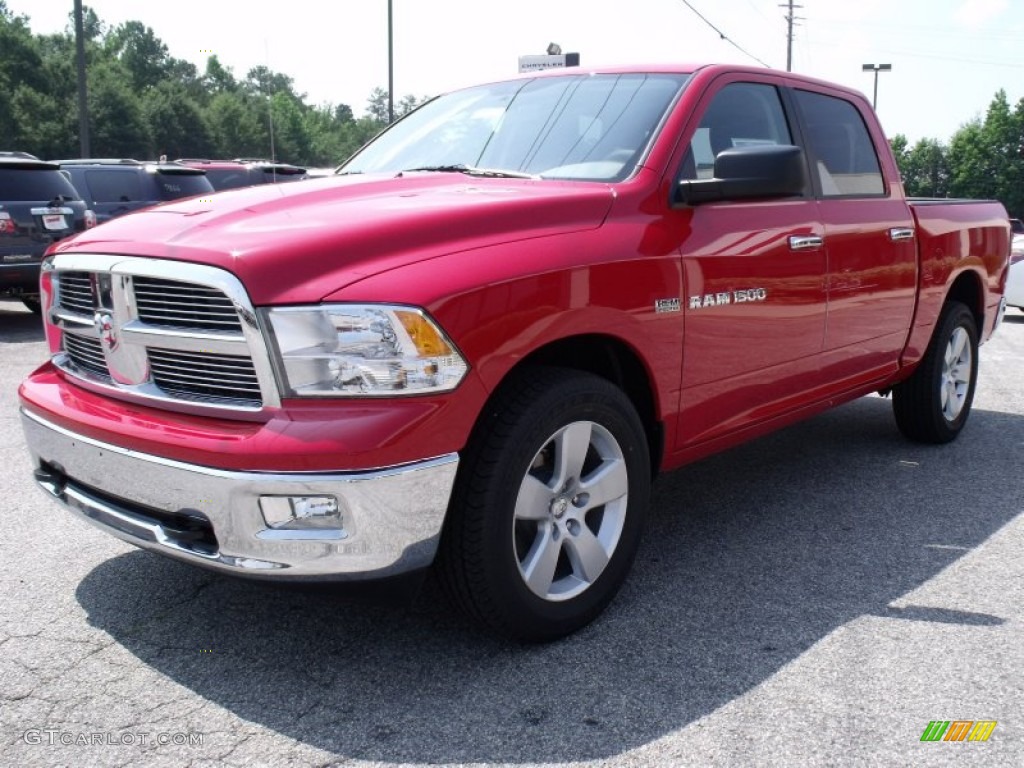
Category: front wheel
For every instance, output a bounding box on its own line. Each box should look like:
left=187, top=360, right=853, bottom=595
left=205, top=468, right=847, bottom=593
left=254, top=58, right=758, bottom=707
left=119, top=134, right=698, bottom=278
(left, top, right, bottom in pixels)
left=893, top=301, right=978, bottom=443
left=437, top=367, right=651, bottom=642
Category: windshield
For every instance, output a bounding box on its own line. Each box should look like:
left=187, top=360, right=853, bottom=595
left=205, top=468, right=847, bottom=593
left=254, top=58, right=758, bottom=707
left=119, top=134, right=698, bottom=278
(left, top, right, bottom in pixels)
left=341, top=73, right=689, bottom=182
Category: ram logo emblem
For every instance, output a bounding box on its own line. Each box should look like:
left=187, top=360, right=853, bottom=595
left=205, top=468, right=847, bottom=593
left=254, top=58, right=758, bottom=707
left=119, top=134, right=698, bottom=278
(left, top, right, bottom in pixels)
left=95, top=311, right=119, bottom=352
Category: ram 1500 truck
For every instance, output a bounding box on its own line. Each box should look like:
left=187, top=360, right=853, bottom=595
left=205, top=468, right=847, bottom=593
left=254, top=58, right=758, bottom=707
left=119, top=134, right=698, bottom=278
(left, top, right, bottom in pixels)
left=19, top=65, right=1010, bottom=641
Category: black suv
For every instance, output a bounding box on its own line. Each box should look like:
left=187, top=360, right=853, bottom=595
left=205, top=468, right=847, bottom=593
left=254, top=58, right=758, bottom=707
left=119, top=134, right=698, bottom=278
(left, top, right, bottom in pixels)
left=1, top=154, right=95, bottom=313
left=55, top=159, right=215, bottom=224
left=175, top=158, right=307, bottom=190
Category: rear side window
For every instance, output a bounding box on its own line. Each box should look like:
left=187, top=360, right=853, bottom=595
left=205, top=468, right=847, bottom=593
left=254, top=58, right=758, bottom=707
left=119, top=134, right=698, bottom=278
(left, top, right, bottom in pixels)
left=0, top=169, right=82, bottom=201
left=681, top=83, right=792, bottom=180
left=794, top=90, right=884, bottom=197
left=204, top=169, right=253, bottom=190
left=84, top=170, right=144, bottom=203
left=156, top=172, right=213, bottom=199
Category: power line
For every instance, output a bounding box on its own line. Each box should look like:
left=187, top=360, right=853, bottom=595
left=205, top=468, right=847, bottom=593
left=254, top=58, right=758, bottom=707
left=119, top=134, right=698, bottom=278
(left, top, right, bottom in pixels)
left=802, top=39, right=1024, bottom=69
left=678, top=0, right=773, bottom=68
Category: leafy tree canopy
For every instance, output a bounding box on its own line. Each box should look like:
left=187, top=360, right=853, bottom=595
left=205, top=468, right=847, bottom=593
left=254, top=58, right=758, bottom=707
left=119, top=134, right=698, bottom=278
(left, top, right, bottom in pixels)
left=0, top=6, right=429, bottom=167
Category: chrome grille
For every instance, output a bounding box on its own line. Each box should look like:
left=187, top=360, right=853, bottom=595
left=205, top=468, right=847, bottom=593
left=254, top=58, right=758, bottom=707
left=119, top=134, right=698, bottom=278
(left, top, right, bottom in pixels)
left=63, top=334, right=108, bottom=378
left=148, top=348, right=261, bottom=404
left=132, top=277, right=243, bottom=333
left=58, top=271, right=95, bottom=314
left=49, top=256, right=277, bottom=414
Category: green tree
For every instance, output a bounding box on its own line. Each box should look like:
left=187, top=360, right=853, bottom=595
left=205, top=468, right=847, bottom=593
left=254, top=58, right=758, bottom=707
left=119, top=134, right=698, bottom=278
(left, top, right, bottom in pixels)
left=143, top=81, right=211, bottom=159
left=1, top=4, right=435, bottom=166
left=203, top=55, right=237, bottom=94
left=105, top=20, right=170, bottom=91
left=0, top=2, right=45, bottom=145
left=245, top=65, right=301, bottom=100
left=268, top=92, right=310, bottom=163
left=945, top=90, right=1024, bottom=216
left=899, top=137, right=950, bottom=198
left=206, top=91, right=268, bottom=159
left=88, top=61, right=150, bottom=157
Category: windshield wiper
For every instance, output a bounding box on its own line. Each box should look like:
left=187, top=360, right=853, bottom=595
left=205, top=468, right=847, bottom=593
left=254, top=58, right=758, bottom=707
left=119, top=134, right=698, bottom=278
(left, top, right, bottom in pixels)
left=399, top=164, right=538, bottom=179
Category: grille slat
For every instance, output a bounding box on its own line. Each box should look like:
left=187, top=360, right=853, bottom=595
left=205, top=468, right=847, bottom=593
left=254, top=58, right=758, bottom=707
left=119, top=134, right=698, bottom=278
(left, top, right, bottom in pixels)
left=148, top=347, right=261, bottom=402
left=58, top=272, right=95, bottom=314
left=63, top=335, right=108, bottom=377
left=132, top=277, right=242, bottom=333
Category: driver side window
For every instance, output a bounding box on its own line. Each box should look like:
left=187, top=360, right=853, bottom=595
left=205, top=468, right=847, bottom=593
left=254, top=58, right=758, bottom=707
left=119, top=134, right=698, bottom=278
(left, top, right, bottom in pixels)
left=680, top=83, right=793, bottom=180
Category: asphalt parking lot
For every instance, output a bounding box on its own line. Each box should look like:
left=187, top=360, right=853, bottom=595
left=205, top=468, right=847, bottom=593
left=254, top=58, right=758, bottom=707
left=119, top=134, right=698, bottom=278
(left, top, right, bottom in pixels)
left=1, top=297, right=1022, bottom=767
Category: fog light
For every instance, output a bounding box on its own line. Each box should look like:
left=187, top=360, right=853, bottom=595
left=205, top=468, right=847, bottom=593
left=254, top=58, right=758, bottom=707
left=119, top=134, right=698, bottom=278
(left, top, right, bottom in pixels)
left=260, top=495, right=342, bottom=530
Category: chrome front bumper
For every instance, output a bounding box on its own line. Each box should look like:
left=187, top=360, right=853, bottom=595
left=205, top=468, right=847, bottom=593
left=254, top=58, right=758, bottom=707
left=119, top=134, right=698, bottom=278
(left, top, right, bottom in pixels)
left=21, top=409, right=458, bottom=580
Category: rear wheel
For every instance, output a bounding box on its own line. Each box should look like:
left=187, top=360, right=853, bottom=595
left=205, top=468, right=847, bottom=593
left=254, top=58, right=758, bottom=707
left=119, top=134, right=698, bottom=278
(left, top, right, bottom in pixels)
left=438, top=367, right=651, bottom=642
left=21, top=295, right=42, bottom=314
left=893, top=301, right=978, bottom=443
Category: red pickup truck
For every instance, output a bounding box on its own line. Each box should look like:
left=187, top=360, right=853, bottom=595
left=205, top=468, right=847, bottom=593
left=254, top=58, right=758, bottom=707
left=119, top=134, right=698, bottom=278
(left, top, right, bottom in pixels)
left=19, top=64, right=1010, bottom=641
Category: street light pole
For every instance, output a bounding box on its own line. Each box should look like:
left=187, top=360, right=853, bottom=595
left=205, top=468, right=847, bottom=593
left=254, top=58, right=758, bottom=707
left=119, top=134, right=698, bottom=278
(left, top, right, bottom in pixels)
left=861, top=63, right=892, bottom=110
left=388, top=0, right=394, bottom=124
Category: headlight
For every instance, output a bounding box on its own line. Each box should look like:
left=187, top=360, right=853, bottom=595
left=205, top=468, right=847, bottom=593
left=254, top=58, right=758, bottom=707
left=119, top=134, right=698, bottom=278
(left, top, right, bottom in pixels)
left=263, top=304, right=468, bottom=397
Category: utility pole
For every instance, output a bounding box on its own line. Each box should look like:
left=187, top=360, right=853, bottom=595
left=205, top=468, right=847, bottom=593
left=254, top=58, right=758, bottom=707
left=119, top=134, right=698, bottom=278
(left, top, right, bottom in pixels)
left=73, top=0, right=90, bottom=157
left=779, top=0, right=802, bottom=72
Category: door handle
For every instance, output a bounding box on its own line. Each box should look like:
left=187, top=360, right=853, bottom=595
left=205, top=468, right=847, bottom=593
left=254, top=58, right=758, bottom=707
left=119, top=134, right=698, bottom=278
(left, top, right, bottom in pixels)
left=789, top=235, right=824, bottom=251
left=889, top=227, right=915, bottom=242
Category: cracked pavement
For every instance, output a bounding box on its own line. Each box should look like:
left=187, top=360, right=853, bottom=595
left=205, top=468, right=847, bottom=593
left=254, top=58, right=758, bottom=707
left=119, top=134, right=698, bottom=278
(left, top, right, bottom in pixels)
left=2, top=298, right=1023, bottom=767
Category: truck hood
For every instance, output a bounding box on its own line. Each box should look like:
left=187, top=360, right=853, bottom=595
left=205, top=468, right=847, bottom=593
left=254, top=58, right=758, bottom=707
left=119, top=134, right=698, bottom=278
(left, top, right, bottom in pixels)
left=53, top=173, right=616, bottom=304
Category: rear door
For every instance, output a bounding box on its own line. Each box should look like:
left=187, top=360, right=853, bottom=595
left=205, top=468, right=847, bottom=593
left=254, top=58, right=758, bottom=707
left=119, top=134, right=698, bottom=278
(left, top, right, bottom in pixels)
left=793, top=88, right=917, bottom=385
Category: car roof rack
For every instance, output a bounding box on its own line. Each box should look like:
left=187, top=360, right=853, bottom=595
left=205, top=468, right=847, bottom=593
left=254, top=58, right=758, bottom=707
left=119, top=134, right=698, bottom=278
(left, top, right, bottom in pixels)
left=53, top=158, right=144, bottom=166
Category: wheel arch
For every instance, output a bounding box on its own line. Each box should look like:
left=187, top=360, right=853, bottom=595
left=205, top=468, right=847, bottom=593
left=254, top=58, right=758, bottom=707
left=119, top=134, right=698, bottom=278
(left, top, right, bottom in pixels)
left=945, top=268, right=985, bottom=332
left=478, top=334, right=664, bottom=477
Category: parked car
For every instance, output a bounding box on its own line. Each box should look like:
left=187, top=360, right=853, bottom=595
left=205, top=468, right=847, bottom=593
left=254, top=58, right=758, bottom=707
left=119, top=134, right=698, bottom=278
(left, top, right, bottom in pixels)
left=19, top=64, right=1011, bottom=641
left=0, top=155, right=95, bottom=312
left=54, top=159, right=214, bottom=223
left=303, top=167, right=338, bottom=178
left=174, top=159, right=307, bottom=190
left=1006, top=230, right=1024, bottom=310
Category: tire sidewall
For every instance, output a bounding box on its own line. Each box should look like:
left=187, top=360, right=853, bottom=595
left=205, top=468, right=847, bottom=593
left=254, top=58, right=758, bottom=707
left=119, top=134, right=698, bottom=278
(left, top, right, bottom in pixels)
left=930, top=303, right=979, bottom=438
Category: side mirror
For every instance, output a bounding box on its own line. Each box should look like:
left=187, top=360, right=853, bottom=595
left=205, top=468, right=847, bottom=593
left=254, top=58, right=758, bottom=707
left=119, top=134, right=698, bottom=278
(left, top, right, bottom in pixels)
left=675, top=144, right=808, bottom=206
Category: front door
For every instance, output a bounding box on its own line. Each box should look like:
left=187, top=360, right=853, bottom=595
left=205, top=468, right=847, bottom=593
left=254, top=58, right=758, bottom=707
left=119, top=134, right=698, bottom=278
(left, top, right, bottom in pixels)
left=672, top=80, right=828, bottom=447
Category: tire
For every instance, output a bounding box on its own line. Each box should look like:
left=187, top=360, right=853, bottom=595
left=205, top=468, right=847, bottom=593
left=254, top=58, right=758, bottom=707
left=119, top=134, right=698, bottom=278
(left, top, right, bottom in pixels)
left=437, top=367, right=651, bottom=642
left=893, top=301, right=978, bottom=443
left=21, top=295, right=42, bottom=314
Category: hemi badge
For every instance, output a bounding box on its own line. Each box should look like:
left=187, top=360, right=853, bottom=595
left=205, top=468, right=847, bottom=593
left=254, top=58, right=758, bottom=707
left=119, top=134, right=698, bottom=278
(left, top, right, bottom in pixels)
left=654, top=298, right=681, bottom=313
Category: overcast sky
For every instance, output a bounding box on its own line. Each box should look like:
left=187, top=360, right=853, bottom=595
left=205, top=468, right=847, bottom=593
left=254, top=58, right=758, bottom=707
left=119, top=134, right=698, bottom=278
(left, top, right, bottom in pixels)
left=6, top=0, right=1023, bottom=144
